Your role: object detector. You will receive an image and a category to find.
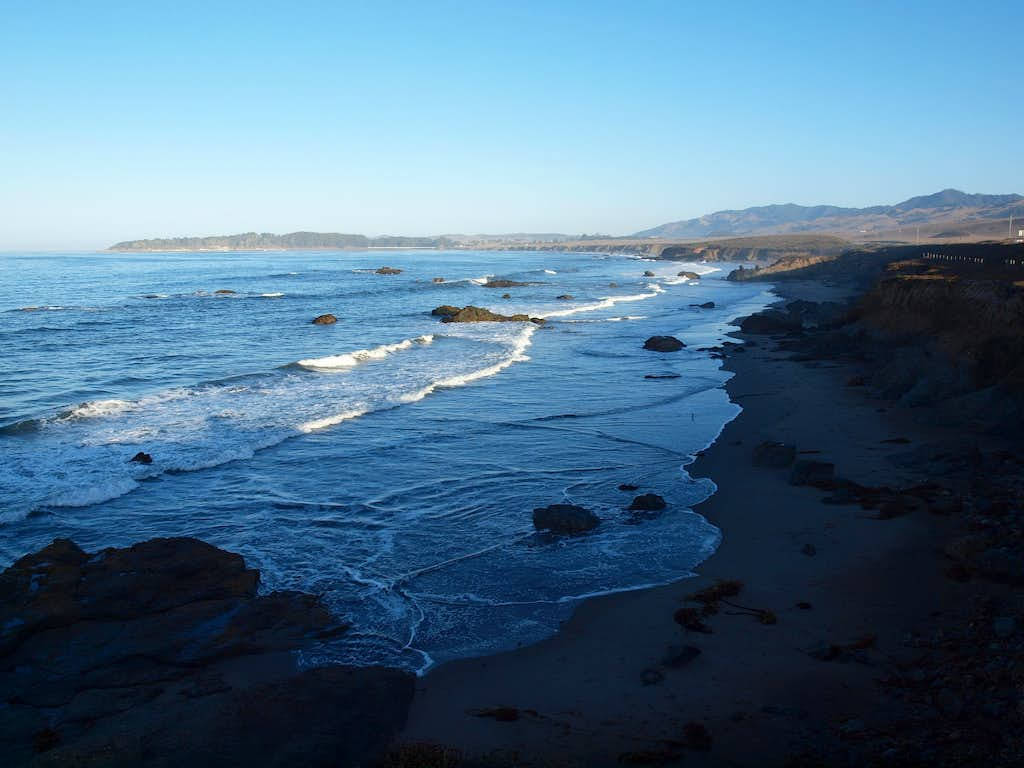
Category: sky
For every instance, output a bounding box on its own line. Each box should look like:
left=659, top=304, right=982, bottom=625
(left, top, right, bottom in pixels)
left=0, top=0, right=1020, bottom=250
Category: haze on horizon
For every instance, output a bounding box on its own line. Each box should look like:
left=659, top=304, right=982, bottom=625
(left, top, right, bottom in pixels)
left=1, top=0, right=1019, bottom=251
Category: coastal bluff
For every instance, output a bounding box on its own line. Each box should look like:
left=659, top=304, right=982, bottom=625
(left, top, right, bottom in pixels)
left=0, top=537, right=413, bottom=767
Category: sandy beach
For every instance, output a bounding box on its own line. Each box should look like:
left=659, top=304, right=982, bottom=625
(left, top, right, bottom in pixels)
left=397, top=278, right=999, bottom=766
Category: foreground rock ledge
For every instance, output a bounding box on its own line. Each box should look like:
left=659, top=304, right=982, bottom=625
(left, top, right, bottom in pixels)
left=0, top=537, right=413, bottom=767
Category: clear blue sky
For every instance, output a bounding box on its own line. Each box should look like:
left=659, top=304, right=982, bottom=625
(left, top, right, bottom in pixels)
left=1, top=0, right=1019, bottom=249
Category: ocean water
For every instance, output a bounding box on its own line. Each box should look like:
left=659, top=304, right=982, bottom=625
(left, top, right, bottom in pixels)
left=0, top=249, right=773, bottom=671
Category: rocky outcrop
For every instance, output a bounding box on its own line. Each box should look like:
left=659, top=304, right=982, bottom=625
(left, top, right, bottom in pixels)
left=738, top=310, right=801, bottom=334
left=129, top=451, right=153, bottom=465
left=643, top=336, right=685, bottom=352
left=214, top=289, right=236, bottom=295
left=556, top=294, right=573, bottom=300
left=432, top=277, right=445, bottom=283
left=375, top=266, right=402, bottom=275
left=532, top=504, right=600, bottom=534
left=312, top=314, right=337, bottom=325
left=643, top=270, right=656, bottom=277
left=482, top=279, right=529, bottom=288
left=692, top=301, right=715, bottom=309
left=628, top=493, right=667, bottom=512
left=0, top=537, right=413, bottom=767
left=678, top=271, right=701, bottom=280
left=432, top=305, right=544, bottom=324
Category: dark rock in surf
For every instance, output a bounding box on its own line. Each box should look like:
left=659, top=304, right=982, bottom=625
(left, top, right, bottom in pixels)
left=502, top=293, right=511, bottom=299
left=678, top=271, right=701, bottom=280
left=645, top=373, right=681, bottom=379
left=214, top=289, right=236, bottom=295
left=129, top=451, right=153, bottom=465
left=629, top=493, right=667, bottom=512
left=312, top=314, right=337, bottom=325
left=375, top=266, right=402, bottom=275
left=643, top=336, right=685, bottom=352
left=556, top=294, right=573, bottom=300
left=482, top=279, right=529, bottom=288
left=618, top=483, right=640, bottom=491
left=691, top=301, right=715, bottom=309
left=431, top=305, right=461, bottom=318
left=532, top=504, right=600, bottom=534
left=752, top=441, right=796, bottom=468
left=609, top=282, right=618, bottom=288
left=434, top=305, right=544, bottom=324
left=432, top=277, right=445, bottom=283
left=643, top=270, right=656, bottom=277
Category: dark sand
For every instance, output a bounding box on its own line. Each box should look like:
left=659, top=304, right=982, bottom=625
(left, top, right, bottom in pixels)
left=397, top=281, right=985, bottom=766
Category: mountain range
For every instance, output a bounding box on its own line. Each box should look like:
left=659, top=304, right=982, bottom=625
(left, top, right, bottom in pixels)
left=633, top=189, right=1024, bottom=239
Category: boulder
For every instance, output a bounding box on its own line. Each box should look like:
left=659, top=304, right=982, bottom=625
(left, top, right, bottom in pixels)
left=556, top=294, right=573, bottom=300
left=609, top=282, right=618, bottom=288
left=691, top=301, right=715, bottom=309
left=482, top=279, right=529, bottom=288
left=430, top=305, right=462, bottom=318
left=643, top=270, right=656, bottom=277
left=375, top=266, right=402, bottom=275
left=752, top=441, right=796, bottom=468
left=432, top=277, right=445, bottom=283
left=532, top=504, right=600, bottom=534
left=644, top=373, right=681, bottom=379
left=312, top=314, right=337, bottom=325
left=0, top=538, right=413, bottom=766
left=789, top=460, right=836, bottom=487
left=618, top=483, right=639, bottom=491
left=629, top=493, right=667, bottom=512
left=643, top=336, right=685, bottom=352
left=501, top=293, right=511, bottom=299
left=739, top=310, right=801, bottom=334
left=214, top=289, right=236, bottom=295
left=129, top=451, right=153, bottom=465
left=677, top=271, right=701, bottom=280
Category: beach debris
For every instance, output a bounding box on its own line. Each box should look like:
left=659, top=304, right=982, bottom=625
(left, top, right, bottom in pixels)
left=311, top=314, right=337, bottom=325
left=643, top=336, right=685, bottom=352
left=752, top=441, right=796, bottom=468
left=673, top=607, right=712, bottom=633
left=788, top=459, right=835, bottom=487
left=683, top=580, right=777, bottom=627
left=375, top=266, right=402, bottom=274
left=129, top=451, right=153, bottom=465
left=661, top=644, right=701, bottom=668
left=807, top=634, right=876, bottom=663
left=532, top=504, right=600, bottom=534
left=469, top=706, right=520, bottom=722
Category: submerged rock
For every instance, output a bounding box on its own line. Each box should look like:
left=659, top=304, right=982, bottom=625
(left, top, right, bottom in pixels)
left=214, top=289, right=236, bottom=295
left=644, top=373, right=681, bottom=379
left=532, top=504, right=600, bottom=534
left=0, top=537, right=413, bottom=766
left=556, top=294, right=573, bottom=300
left=643, top=270, right=656, bottom=277
left=312, top=314, right=337, bottom=325
left=375, top=266, right=402, bottom=275
left=643, top=336, right=685, bottom=352
left=692, top=301, right=715, bottom=309
left=482, top=279, right=529, bottom=288
left=629, top=493, right=667, bottom=512
left=129, top=451, right=153, bottom=465
left=432, top=277, right=445, bottom=283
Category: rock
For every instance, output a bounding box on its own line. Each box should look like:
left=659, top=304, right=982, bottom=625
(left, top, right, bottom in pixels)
left=609, top=282, right=618, bottom=288
left=430, top=305, right=462, bottom=318
left=752, top=441, right=796, bottom=468
left=312, top=314, right=337, bottom=325
left=643, top=270, right=656, bottom=277
left=691, top=301, right=715, bottom=309
left=375, top=266, right=402, bottom=275
left=644, top=373, right=681, bottom=379
left=214, top=289, right=236, bottom=294
left=129, top=451, right=153, bottom=465
left=629, top=493, right=667, bottom=512
left=435, top=305, right=543, bottom=324
left=618, top=483, right=639, bottom=491
left=789, top=460, right=836, bottom=487
left=532, top=504, right=600, bottom=534
left=0, top=538, right=413, bottom=767
left=643, top=336, right=685, bottom=352
left=677, top=271, right=701, bottom=280
left=556, top=294, right=573, bottom=300
left=482, top=279, right=529, bottom=288
left=502, top=293, right=511, bottom=299
left=739, top=310, right=801, bottom=334
left=432, top=277, right=445, bottom=283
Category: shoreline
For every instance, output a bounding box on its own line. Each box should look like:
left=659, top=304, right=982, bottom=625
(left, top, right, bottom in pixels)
left=395, top=279, right=981, bottom=765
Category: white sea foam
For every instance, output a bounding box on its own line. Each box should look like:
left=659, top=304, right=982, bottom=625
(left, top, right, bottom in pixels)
left=544, top=269, right=557, bottom=274
left=467, top=274, right=494, bottom=285
left=260, top=292, right=284, bottom=297
left=48, top=477, right=141, bottom=508
left=299, top=407, right=372, bottom=433
left=537, top=287, right=663, bottom=319
left=298, top=335, right=434, bottom=371
left=65, top=399, right=132, bottom=419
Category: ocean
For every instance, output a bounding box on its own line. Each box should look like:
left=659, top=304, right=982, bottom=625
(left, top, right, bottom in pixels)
left=0, top=249, right=773, bottom=672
